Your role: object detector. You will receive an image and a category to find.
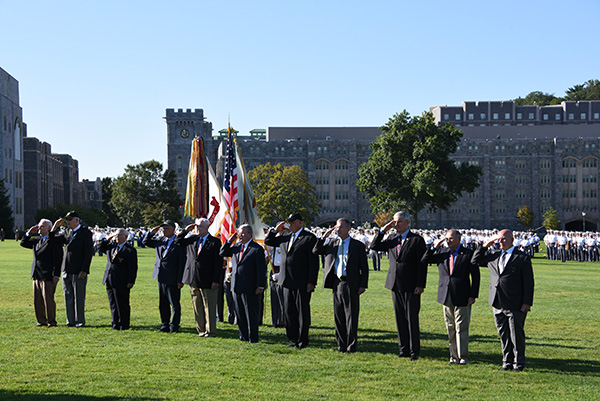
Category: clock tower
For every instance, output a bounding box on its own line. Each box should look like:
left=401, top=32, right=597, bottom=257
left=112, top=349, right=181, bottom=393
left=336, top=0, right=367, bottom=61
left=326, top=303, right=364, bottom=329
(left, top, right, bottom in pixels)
left=165, top=108, right=214, bottom=199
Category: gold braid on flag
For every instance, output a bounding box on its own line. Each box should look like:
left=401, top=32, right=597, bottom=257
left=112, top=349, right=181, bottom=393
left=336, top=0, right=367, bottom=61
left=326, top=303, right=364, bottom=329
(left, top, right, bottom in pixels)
left=184, top=137, right=209, bottom=218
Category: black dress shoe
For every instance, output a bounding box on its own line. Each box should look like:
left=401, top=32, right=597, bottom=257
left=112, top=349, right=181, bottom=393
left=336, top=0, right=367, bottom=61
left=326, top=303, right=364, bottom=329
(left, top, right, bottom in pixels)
left=158, top=326, right=169, bottom=333
left=513, top=366, right=525, bottom=372
left=398, top=353, right=410, bottom=358
left=169, top=327, right=179, bottom=333
left=288, top=342, right=297, bottom=348
left=410, top=355, right=419, bottom=361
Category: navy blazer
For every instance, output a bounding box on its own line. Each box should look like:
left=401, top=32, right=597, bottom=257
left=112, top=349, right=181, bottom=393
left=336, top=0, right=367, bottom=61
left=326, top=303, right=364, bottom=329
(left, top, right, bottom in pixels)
left=51, top=225, right=94, bottom=275
left=313, top=237, right=369, bottom=291
left=421, top=245, right=480, bottom=306
left=99, top=240, right=138, bottom=287
left=20, top=234, right=63, bottom=280
left=371, top=231, right=427, bottom=292
left=220, top=240, right=267, bottom=295
left=175, top=231, right=223, bottom=288
left=264, top=228, right=319, bottom=290
left=472, top=246, right=534, bottom=310
left=143, top=232, right=185, bottom=285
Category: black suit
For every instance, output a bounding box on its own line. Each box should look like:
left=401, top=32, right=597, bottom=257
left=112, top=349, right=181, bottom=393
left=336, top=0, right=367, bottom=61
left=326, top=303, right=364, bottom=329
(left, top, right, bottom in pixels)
left=313, top=236, right=369, bottom=352
left=51, top=225, right=94, bottom=326
left=20, top=234, right=63, bottom=326
left=371, top=230, right=427, bottom=358
left=422, top=244, right=480, bottom=363
left=472, top=245, right=534, bottom=369
left=143, top=232, right=185, bottom=332
left=176, top=231, right=223, bottom=336
left=264, top=228, right=319, bottom=348
left=99, top=240, right=138, bottom=330
left=220, top=240, right=267, bottom=343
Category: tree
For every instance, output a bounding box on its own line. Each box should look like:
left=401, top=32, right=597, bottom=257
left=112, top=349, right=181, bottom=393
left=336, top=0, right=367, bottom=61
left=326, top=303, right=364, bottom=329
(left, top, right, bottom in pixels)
left=542, top=207, right=560, bottom=230
left=516, top=206, right=534, bottom=229
left=513, top=91, right=560, bottom=106
left=142, top=201, right=181, bottom=227
left=248, top=163, right=320, bottom=225
left=565, top=79, right=600, bottom=101
left=109, top=160, right=182, bottom=227
left=356, top=111, right=482, bottom=226
left=0, top=178, right=14, bottom=234
left=35, top=203, right=106, bottom=227
left=101, top=177, right=120, bottom=226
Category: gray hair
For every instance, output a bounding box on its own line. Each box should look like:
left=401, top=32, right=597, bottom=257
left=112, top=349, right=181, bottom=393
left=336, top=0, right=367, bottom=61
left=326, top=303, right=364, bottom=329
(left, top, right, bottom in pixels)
left=393, top=211, right=410, bottom=221
left=239, top=224, right=253, bottom=236
left=38, top=219, right=52, bottom=228
left=337, top=218, right=351, bottom=228
left=197, top=218, right=210, bottom=228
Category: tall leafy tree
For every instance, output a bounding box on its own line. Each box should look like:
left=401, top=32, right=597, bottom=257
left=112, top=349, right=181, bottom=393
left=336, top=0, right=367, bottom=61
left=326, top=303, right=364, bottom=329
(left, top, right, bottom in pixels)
left=0, top=178, right=14, bottom=234
left=35, top=203, right=107, bottom=227
left=357, top=111, right=482, bottom=226
left=516, top=206, right=534, bottom=229
left=565, top=79, right=600, bottom=101
left=248, top=163, right=320, bottom=225
left=542, top=207, right=560, bottom=230
left=101, top=177, right=120, bottom=226
left=513, top=91, right=560, bottom=106
left=109, top=160, right=182, bottom=227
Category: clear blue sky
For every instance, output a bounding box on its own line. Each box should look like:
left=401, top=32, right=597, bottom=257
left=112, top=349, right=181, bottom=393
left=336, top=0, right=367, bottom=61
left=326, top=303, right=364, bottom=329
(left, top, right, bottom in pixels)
left=2, top=0, right=599, bottom=179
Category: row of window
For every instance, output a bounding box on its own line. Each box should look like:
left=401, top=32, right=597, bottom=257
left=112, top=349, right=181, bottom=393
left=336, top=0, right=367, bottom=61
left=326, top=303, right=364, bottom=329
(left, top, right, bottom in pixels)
left=563, top=158, right=598, bottom=168
left=563, top=190, right=598, bottom=198
left=315, top=160, right=350, bottom=170
left=444, top=112, right=600, bottom=122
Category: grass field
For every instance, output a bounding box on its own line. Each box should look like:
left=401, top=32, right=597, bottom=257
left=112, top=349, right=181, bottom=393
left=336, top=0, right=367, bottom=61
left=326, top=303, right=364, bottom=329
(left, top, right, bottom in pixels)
left=0, top=240, right=599, bottom=400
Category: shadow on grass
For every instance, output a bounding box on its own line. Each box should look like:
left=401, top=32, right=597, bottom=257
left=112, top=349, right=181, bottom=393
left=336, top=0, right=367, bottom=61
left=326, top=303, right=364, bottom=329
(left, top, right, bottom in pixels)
left=0, top=390, right=161, bottom=401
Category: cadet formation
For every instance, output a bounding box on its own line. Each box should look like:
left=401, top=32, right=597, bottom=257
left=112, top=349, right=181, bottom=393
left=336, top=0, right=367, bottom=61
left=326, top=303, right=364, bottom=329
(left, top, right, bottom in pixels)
left=25, top=210, right=583, bottom=371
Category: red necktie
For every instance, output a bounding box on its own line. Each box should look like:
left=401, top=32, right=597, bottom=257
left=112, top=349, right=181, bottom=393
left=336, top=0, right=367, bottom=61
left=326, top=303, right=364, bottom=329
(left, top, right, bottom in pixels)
left=396, top=238, right=402, bottom=254
left=197, top=239, right=203, bottom=256
left=449, top=252, right=454, bottom=275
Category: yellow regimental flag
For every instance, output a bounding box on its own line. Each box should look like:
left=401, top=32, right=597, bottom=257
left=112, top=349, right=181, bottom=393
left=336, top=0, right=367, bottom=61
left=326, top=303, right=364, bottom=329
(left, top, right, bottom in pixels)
left=184, top=137, right=209, bottom=218
left=235, top=139, right=265, bottom=242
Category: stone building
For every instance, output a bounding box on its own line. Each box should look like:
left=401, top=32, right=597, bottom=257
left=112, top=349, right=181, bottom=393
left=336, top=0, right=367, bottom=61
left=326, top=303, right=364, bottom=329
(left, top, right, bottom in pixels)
left=424, top=100, right=600, bottom=231
left=0, top=67, right=24, bottom=230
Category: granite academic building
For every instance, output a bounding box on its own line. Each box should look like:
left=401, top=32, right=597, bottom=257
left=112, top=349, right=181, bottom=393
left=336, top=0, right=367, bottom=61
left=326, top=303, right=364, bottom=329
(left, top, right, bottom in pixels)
left=166, top=101, right=600, bottom=231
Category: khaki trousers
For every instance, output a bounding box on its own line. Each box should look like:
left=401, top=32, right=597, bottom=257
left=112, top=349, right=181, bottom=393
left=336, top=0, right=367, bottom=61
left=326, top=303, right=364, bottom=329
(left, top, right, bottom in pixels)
left=190, top=287, right=218, bottom=336
left=443, top=297, right=471, bottom=363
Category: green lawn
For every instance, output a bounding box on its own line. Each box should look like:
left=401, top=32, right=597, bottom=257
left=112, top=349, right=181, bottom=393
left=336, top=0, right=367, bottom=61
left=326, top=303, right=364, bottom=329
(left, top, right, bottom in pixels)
left=0, top=240, right=598, bottom=400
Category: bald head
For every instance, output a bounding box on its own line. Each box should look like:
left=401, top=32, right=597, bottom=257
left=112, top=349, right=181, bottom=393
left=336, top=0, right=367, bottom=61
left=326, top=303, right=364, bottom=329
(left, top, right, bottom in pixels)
left=499, top=229, right=514, bottom=251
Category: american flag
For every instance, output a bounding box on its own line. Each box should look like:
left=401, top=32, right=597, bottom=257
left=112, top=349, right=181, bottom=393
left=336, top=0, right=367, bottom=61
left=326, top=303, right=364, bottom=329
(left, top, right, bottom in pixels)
left=221, top=125, right=238, bottom=242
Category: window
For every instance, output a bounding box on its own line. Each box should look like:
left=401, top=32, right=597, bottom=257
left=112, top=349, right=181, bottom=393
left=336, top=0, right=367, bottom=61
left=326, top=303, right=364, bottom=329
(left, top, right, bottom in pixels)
left=543, top=114, right=549, bottom=121
left=515, top=190, right=526, bottom=199
left=495, top=205, right=506, bottom=213
left=443, top=114, right=449, bottom=121
left=515, top=175, right=528, bottom=184
left=455, top=113, right=461, bottom=120
left=515, top=160, right=526, bottom=168
left=494, top=175, right=506, bottom=184
left=468, top=160, right=479, bottom=166
left=517, top=113, right=522, bottom=120
left=540, top=175, right=551, bottom=184
left=582, top=113, right=587, bottom=120
left=480, top=113, right=486, bottom=119
left=505, top=113, right=511, bottom=119
left=468, top=113, right=474, bottom=120
left=583, top=158, right=598, bottom=168
left=563, top=159, right=577, bottom=168
left=495, top=160, right=506, bottom=168
left=568, top=113, right=574, bottom=120
left=540, top=190, right=551, bottom=199
left=594, top=113, right=600, bottom=120
left=493, top=113, right=499, bottom=120
left=555, top=113, right=561, bottom=121
left=529, top=113, right=535, bottom=120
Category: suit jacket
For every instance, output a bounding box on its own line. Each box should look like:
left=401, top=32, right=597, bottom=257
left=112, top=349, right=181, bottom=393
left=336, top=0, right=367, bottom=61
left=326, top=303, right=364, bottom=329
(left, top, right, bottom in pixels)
left=51, top=225, right=94, bottom=275
left=421, top=245, right=480, bottom=306
left=264, top=228, right=319, bottom=290
left=220, top=240, right=267, bottom=295
left=143, top=232, right=185, bottom=285
left=472, top=246, right=534, bottom=310
left=20, top=234, right=63, bottom=281
left=99, top=240, right=138, bottom=287
left=175, top=231, right=223, bottom=288
left=313, top=237, right=369, bottom=291
left=370, top=230, right=427, bottom=292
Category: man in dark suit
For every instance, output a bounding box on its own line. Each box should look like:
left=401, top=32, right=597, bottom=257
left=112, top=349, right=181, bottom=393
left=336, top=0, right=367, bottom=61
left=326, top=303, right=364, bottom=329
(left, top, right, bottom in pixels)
left=143, top=220, right=185, bottom=333
left=371, top=211, right=427, bottom=360
left=264, top=213, right=319, bottom=349
left=20, top=219, right=63, bottom=327
left=175, top=218, right=223, bottom=337
left=422, top=229, right=480, bottom=365
left=220, top=224, right=267, bottom=343
left=99, top=228, right=138, bottom=330
left=472, top=229, right=534, bottom=371
left=51, top=211, right=94, bottom=328
left=313, top=218, right=369, bottom=353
